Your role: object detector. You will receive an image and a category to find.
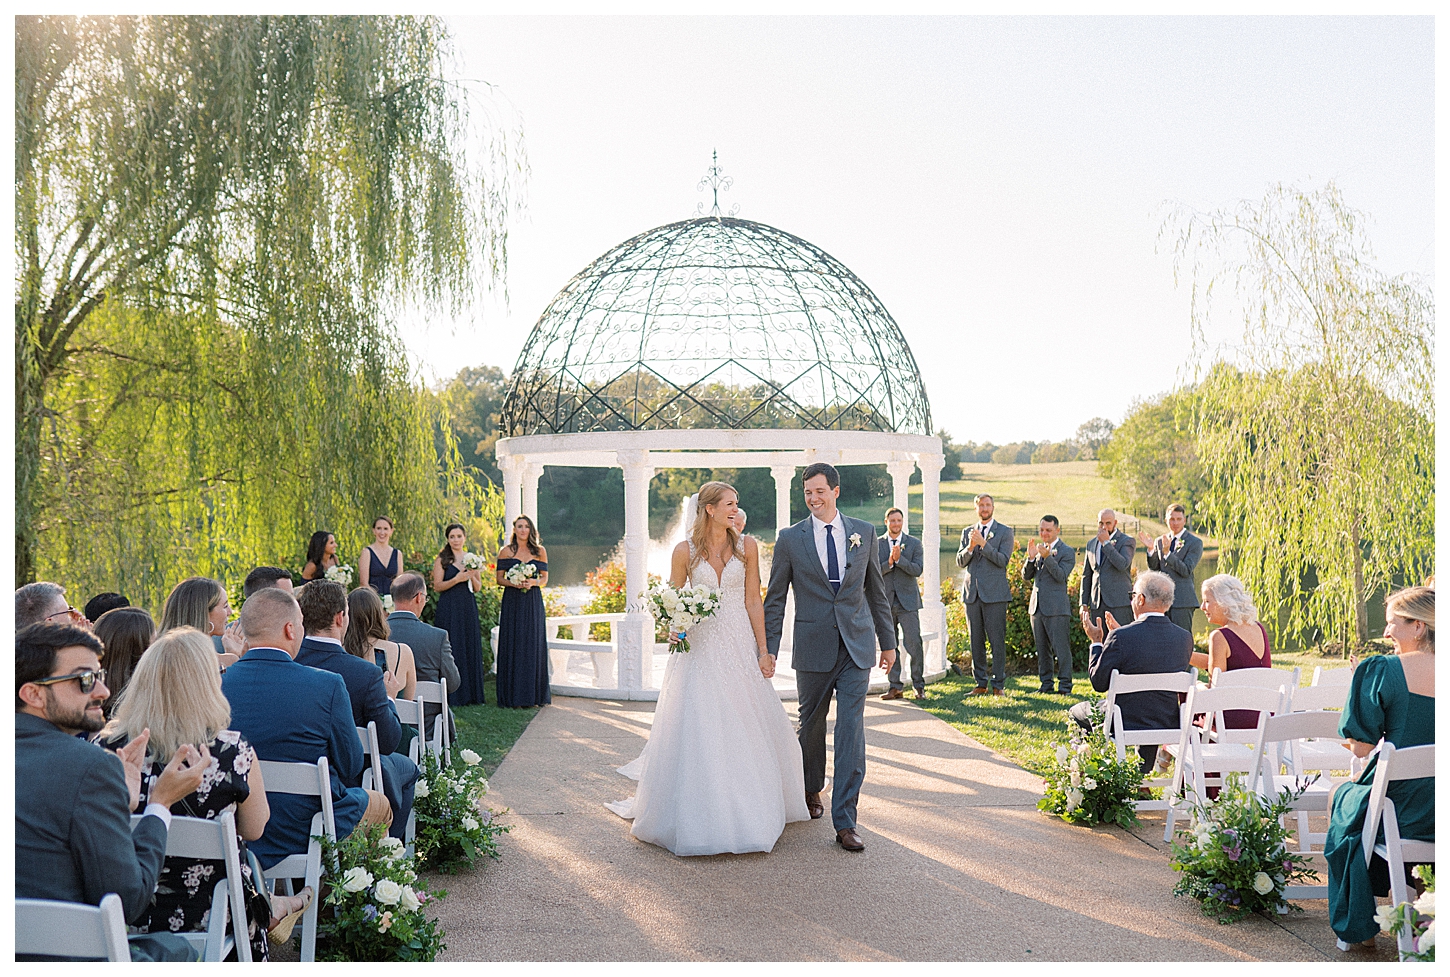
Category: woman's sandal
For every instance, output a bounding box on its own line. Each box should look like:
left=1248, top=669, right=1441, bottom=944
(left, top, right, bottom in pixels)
left=266, top=886, right=314, bottom=946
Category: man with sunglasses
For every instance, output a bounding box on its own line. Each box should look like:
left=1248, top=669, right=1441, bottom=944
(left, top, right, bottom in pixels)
left=15, top=580, right=88, bottom=629
left=16, top=623, right=208, bottom=959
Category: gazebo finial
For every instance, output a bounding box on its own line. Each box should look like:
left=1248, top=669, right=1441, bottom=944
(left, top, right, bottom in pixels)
left=694, top=149, right=738, bottom=218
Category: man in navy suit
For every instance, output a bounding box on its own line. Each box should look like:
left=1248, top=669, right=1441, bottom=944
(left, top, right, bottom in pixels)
left=1068, top=570, right=1194, bottom=771
left=295, top=580, right=418, bottom=842
left=224, top=588, right=391, bottom=868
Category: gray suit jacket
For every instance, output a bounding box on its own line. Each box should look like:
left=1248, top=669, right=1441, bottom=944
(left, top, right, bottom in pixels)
left=1022, top=540, right=1076, bottom=617
left=388, top=611, right=461, bottom=733
left=956, top=521, right=1015, bottom=604
left=1146, top=531, right=1203, bottom=609
left=764, top=515, right=896, bottom=671
left=1081, top=530, right=1136, bottom=609
left=877, top=533, right=924, bottom=612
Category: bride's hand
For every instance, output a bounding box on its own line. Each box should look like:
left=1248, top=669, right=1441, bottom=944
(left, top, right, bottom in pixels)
left=757, top=652, right=775, bottom=679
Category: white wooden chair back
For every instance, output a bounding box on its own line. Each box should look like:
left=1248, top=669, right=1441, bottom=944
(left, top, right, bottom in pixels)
left=257, top=756, right=334, bottom=962
left=1183, top=682, right=1287, bottom=746
left=1101, top=668, right=1197, bottom=814
left=1286, top=682, right=1348, bottom=713
left=1361, top=741, right=1436, bottom=960
left=1247, top=709, right=1340, bottom=793
left=413, top=678, right=450, bottom=766
left=15, top=893, right=130, bottom=961
left=1210, top=665, right=1300, bottom=693
left=393, top=696, right=425, bottom=765
left=356, top=721, right=385, bottom=792
left=127, top=810, right=251, bottom=961
left=1312, top=665, right=1355, bottom=687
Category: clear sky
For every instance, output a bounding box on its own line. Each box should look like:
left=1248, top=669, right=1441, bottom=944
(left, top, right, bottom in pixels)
left=405, top=15, right=1434, bottom=444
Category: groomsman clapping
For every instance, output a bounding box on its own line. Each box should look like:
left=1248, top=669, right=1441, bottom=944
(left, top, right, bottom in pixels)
left=1080, top=509, right=1135, bottom=631
left=1139, top=503, right=1203, bottom=634
left=1023, top=515, right=1076, bottom=695
left=957, top=493, right=1014, bottom=697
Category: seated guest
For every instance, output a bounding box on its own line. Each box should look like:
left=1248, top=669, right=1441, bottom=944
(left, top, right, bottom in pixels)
left=223, top=588, right=391, bottom=869
left=1070, top=570, right=1194, bottom=771
left=1194, top=574, right=1273, bottom=732
left=243, top=565, right=295, bottom=598
left=16, top=622, right=207, bottom=960
left=298, top=580, right=418, bottom=842
left=1325, top=586, right=1435, bottom=951
left=99, top=627, right=312, bottom=958
left=84, top=592, right=130, bottom=625
left=388, top=571, right=461, bottom=742
left=301, top=530, right=339, bottom=582
left=16, top=581, right=84, bottom=629
left=92, top=606, right=155, bottom=719
left=161, top=576, right=242, bottom=662
left=346, top=585, right=417, bottom=701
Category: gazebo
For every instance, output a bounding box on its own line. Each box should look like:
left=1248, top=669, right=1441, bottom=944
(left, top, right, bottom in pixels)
left=495, top=210, right=946, bottom=698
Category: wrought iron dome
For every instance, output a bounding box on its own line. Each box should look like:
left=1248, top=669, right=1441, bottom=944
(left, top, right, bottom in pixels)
left=502, top=216, right=932, bottom=438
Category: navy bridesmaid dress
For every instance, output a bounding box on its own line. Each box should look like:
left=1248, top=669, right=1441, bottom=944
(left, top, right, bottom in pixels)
left=368, top=547, right=400, bottom=596
left=436, top=563, right=487, bottom=706
left=495, top=557, right=552, bottom=709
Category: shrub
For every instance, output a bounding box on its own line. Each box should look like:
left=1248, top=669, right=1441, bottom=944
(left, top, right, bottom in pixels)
left=1037, top=703, right=1144, bottom=829
left=582, top=560, right=664, bottom=641
left=413, top=748, right=509, bottom=873
left=316, top=824, right=446, bottom=961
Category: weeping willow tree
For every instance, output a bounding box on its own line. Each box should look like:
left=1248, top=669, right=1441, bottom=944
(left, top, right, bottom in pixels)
left=1169, top=183, right=1434, bottom=649
left=16, top=15, right=523, bottom=605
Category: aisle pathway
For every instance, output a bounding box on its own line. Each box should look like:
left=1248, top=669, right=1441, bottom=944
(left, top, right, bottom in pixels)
left=430, top=697, right=1388, bottom=961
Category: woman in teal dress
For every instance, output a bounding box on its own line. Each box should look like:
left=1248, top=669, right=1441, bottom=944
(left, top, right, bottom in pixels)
left=1324, top=586, right=1435, bottom=950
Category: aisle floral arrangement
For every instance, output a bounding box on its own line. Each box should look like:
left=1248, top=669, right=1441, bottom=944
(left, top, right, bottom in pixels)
left=1169, top=773, right=1318, bottom=923
left=1376, top=865, right=1435, bottom=961
left=414, top=747, right=509, bottom=873
left=316, top=824, right=446, bottom=961
left=1037, top=704, right=1144, bottom=829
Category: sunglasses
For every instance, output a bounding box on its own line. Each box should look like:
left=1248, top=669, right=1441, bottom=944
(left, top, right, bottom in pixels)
left=31, top=668, right=107, bottom=694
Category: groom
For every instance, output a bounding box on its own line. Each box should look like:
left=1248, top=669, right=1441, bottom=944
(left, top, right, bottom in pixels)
left=764, top=462, right=897, bottom=851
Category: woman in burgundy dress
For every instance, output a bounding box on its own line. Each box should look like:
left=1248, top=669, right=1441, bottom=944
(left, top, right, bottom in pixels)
left=1194, top=573, right=1274, bottom=727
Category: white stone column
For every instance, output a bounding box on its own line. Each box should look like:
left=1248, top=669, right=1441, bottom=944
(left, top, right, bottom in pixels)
left=500, top=455, right=524, bottom=529
left=886, top=459, right=916, bottom=534
left=770, top=465, right=795, bottom=538
left=918, top=453, right=948, bottom=675
left=521, top=462, right=544, bottom=523
left=617, top=450, right=655, bottom=692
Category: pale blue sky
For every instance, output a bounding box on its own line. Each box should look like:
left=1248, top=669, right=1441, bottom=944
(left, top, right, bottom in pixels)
left=407, top=15, right=1434, bottom=444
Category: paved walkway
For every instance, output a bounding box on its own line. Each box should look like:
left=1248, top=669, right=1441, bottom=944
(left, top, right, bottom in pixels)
left=430, top=697, right=1392, bottom=962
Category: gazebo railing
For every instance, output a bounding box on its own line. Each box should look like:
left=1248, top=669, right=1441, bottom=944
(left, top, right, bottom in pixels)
left=545, top=612, right=628, bottom=690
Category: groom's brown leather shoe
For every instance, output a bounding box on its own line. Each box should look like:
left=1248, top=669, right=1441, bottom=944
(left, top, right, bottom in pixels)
left=880, top=688, right=904, bottom=700
left=836, top=828, right=865, bottom=851
left=805, top=792, right=824, bottom=819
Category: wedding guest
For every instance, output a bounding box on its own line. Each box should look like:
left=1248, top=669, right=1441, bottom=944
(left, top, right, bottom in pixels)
left=84, top=592, right=129, bottom=625
left=161, top=576, right=242, bottom=663
left=358, top=516, right=401, bottom=596
left=243, top=566, right=294, bottom=598
left=495, top=515, right=551, bottom=709
left=16, top=581, right=84, bottom=629
left=92, top=606, right=155, bottom=720
left=957, top=493, right=1014, bottom=696
left=1194, top=574, right=1272, bottom=729
left=300, top=530, right=338, bottom=582
left=433, top=523, right=487, bottom=707
left=1140, top=503, right=1204, bottom=634
left=224, top=588, right=392, bottom=868
left=98, top=628, right=312, bottom=958
left=345, top=585, right=417, bottom=702
left=1081, top=508, right=1136, bottom=631
left=1324, top=586, right=1435, bottom=951
left=388, top=573, right=460, bottom=742
left=732, top=508, right=748, bottom=534
left=1023, top=515, right=1076, bottom=695
left=878, top=507, right=926, bottom=701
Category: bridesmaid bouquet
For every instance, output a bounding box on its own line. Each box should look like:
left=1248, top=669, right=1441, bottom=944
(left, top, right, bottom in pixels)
left=645, top=582, right=721, bottom=653
left=503, top=562, right=537, bottom=586
left=461, top=552, right=486, bottom=593
left=325, top=564, right=355, bottom=588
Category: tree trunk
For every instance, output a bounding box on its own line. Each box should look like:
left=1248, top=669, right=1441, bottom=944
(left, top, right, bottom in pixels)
left=14, top=337, right=44, bottom=585
left=1350, top=517, right=1368, bottom=648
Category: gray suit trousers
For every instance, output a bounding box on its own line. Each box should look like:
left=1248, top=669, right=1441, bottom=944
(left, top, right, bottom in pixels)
left=1032, top=614, right=1073, bottom=691
left=1089, top=604, right=1133, bottom=632
left=796, top=639, right=869, bottom=831
left=965, top=600, right=1008, bottom=690
left=886, top=602, right=924, bottom=692
left=1168, top=606, right=1196, bottom=635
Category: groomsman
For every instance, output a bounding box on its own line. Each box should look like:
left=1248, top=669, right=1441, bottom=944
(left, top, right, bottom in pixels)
left=1023, top=515, right=1076, bottom=694
left=1140, top=503, right=1203, bottom=634
left=878, top=507, right=926, bottom=701
left=1080, top=508, right=1135, bottom=630
left=957, top=493, right=1014, bottom=696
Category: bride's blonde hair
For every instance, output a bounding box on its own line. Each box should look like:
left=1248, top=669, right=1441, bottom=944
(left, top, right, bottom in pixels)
left=688, top=481, right=746, bottom=576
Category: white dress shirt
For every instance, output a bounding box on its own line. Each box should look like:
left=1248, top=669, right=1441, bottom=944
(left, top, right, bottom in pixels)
left=811, top=511, right=847, bottom=581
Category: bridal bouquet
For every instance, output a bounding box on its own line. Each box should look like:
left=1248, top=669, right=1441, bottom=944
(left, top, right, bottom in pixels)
left=503, top=562, right=537, bottom=586
left=325, top=563, right=355, bottom=588
left=645, top=582, right=721, bottom=653
left=380, top=594, right=395, bottom=614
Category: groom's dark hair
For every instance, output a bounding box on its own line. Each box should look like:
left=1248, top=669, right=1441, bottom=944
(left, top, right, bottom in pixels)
left=801, top=462, right=839, bottom=488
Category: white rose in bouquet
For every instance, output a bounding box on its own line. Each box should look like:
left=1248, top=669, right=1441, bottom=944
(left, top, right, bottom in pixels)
left=340, top=867, right=373, bottom=893
left=399, top=886, right=422, bottom=912
left=415, top=779, right=430, bottom=798
left=460, top=748, right=481, bottom=766
left=1083, top=778, right=1098, bottom=791
left=462, top=816, right=480, bottom=832
left=379, top=836, right=406, bottom=861
left=325, top=564, right=355, bottom=588
left=374, top=878, right=403, bottom=905
left=1055, top=745, right=1070, bottom=765
left=1252, top=872, right=1275, bottom=895
left=1065, top=788, right=1084, bottom=811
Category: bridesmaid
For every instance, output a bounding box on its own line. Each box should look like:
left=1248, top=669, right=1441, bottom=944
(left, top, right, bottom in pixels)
left=433, top=523, right=487, bottom=706
left=359, top=516, right=401, bottom=596
left=301, top=530, right=339, bottom=582
left=495, top=515, right=551, bottom=709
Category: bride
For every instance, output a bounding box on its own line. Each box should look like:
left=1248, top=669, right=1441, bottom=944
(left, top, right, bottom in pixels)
left=605, top=481, right=809, bottom=855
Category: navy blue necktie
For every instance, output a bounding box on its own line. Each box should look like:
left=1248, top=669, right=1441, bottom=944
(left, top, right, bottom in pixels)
left=825, top=524, right=841, bottom=595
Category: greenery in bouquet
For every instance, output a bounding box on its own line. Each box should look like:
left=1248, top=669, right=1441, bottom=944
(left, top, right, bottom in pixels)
left=1375, top=865, right=1435, bottom=961
left=414, top=747, right=509, bottom=873
left=316, top=824, right=446, bottom=962
left=1037, top=704, right=1144, bottom=829
left=1168, top=773, right=1319, bottom=923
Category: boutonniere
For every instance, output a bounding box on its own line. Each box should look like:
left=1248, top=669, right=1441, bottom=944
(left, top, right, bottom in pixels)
left=849, top=533, right=862, bottom=549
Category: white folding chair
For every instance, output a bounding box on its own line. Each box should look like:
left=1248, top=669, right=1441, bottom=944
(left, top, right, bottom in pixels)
left=356, top=721, right=385, bottom=792
left=15, top=893, right=130, bottom=961
left=258, top=757, right=335, bottom=962
left=1245, top=710, right=1340, bottom=880
left=1165, top=683, right=1286, bottom=841
left=128, top=810, right=251, bottom=961
left=1101, top=668, right=1198, bottom=813
left=1284, top=684, right=1359, bottom=779
left=1211, top=665, right=1300, bottom=691
left=393, top=696, right=425, bottom=766
left=1357, top=741, right=1436, bottom=958
left=413, top=678, right=451, bottom=766
left=1312, top=665, right=1355, bottom=688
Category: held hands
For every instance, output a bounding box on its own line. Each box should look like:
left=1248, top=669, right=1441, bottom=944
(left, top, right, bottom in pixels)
left=150, top=743, right=210, bottom=808
left=758, top=651, right=775, bottom=679
left=1136, top=531, right=1155, bottom=549
left=1096, top=526, right=1111, bottom=544
left=968, top=527, right=984, bottom=549
left=220, top=623, right=245, bottom=656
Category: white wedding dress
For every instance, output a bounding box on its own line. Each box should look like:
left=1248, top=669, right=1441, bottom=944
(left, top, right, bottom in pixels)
left=604, top=548, right=809, bottom=855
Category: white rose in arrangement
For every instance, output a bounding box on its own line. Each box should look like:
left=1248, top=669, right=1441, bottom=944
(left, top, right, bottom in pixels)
left=414, top=779, right=430, bottom=798
left=1253, top=872, right=1275, bottom=895
left=1374, top=904, right=1399, bottom=933
left=325, top=564, right=355, bottom=587
left=1065, top=788, right=1084, bottom=811
left=399, top=886, right=422, bottom=912
left=1077, top=742, right=1091, bottom=755
left=374, top=878, right=403, bottom=905
left=1055, top=745, right=1069, bottom=764
left=1083, top=778, right=1098, bottom=791
left=460, top=748, right=482, bottom=766
left=1413, top=890, right=1435, bottom=917
left=462, top=816, right=480, bottom=832
left=1069, top=770, right=1081, bottom=788
left=340, top=867, right=373, bottom=893
left=379, top=836, right=405, bottom=861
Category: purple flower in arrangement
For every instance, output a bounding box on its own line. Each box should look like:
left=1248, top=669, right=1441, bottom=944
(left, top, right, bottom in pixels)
left=361, top=904, right=378, bottom=922
left=1222, top=843, right=1243, bottom=862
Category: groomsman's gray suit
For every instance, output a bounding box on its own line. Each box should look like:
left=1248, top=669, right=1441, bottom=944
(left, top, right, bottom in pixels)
left=1022, top=540, right=1076, bottom=693
left=1080, top=530, right=1136, bottom=629
left=878, top=532, right=925, bottom=694
left=765, top=514, right=896, bottom=832
left=1146, top=530, right=1203, bottom=634
left=388, top=610, right=462, bottom=742
left=957, top=520, right=1015, bottom=691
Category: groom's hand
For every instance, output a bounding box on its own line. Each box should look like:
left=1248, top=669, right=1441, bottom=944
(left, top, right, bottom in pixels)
left=879, top=646, right=896, bottom=672
left=757, top=652, right=775, bottom=679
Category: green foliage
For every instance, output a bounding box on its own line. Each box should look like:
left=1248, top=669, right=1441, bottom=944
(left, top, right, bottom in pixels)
left=990, top=442, right=1036, bottom=465
left=1031, top=441, right=1081, bottom=464
left=438, top=365, right=508, bottom=488
left=1036, top=704, right=1144, bottom=829
left=413, top=748, right=509, bottom=873
left=941, top=550, right=1090, bottom=673
left=1099, top=386, right=1208, bottom=521
left=1168, top=774, right=1319, bottom=924
left=582, top=561, right=663, bottom=640
left=316, top=824, right=446, bottom=962
left=934, top=429, right=964, bottom=480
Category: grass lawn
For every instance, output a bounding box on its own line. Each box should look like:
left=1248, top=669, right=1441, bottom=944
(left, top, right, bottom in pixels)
left=451, top=677, right=540, bottom=776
